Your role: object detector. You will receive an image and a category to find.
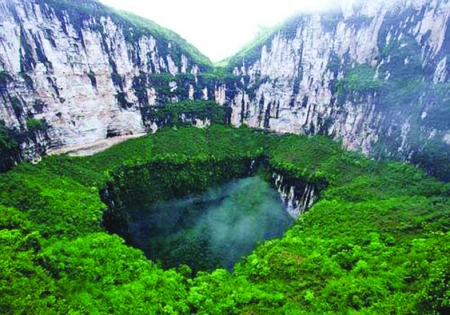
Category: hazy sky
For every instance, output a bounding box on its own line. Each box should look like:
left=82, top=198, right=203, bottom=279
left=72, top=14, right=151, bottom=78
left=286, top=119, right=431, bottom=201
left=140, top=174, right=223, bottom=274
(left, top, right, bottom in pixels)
left=98, top=0, right=335, bottom=62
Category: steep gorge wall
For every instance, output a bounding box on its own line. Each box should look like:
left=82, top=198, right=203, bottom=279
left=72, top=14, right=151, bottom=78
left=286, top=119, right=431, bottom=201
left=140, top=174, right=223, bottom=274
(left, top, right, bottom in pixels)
left=273, top=173, right=318, bottom=218
left=1, top=0, right=450, bottom=179
left=0, top=0, right=218, bottom=158
left=225, top=0, right=450, bottom=179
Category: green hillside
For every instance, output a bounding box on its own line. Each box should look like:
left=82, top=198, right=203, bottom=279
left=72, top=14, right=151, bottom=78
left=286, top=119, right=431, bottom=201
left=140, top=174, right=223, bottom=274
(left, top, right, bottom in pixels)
left=0, top=125, right=449, bottom=314
left=216, top=15, right=300, bottom=68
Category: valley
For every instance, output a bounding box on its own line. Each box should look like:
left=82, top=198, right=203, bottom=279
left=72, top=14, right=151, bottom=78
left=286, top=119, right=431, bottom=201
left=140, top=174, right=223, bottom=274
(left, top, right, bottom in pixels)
left=0, top=0, right=449, bottom=313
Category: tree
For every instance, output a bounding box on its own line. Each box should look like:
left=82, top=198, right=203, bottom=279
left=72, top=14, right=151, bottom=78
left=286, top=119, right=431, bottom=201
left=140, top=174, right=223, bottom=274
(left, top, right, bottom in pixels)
left=0, top=120, right=18, bottom=172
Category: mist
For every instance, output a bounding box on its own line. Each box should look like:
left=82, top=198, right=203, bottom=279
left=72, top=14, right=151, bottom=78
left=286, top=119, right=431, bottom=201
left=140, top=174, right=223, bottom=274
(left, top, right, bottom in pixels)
left=98, top=0, right=352, bottom=62
left=128, top=176, right=293, bottom=272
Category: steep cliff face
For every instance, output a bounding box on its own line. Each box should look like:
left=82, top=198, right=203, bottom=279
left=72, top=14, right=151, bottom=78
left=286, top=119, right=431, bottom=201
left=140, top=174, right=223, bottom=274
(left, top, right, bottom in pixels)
left=273, top=173, right=317, bottom=218
left=0, top=0, right=212, bottom=158
left=1, top=0, right=450, bottom=179
left=226, top=0, right=450, bottom=179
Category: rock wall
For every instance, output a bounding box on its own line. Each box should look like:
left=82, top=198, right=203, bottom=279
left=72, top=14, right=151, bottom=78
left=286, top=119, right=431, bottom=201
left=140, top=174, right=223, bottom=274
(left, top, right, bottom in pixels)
left=0, top=0, right=212, bottom=158
left=1, top=0, right=450, bottom=179
left=273, top=173, right=317, bottom=218
left=226, top=0, right=450, bottom=179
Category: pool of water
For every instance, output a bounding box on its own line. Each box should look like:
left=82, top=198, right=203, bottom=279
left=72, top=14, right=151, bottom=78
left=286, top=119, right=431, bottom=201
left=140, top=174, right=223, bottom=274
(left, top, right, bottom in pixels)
left=127, top=176, right=293, bottom=273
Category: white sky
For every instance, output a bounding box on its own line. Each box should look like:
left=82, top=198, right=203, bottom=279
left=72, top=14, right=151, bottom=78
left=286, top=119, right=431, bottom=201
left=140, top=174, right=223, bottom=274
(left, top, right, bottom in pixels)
left=98, top=0, right=335, bottom=62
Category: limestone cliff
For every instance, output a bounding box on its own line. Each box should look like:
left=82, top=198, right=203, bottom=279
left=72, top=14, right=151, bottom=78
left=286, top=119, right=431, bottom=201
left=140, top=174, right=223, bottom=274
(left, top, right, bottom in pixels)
left=225, top=0, right=450, bottom=179
left=1, top=0, right=450, bottom=179
left=0, top=0, right=212, bottom=159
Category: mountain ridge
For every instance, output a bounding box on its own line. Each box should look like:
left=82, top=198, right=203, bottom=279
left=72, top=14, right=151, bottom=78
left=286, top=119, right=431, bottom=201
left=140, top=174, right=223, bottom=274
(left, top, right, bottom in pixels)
left=0, top=0, right=450, bottom=179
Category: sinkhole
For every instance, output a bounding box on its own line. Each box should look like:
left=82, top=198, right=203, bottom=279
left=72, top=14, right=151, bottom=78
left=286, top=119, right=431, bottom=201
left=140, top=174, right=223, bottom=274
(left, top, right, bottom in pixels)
left=100, top=156, right=305, bottom=274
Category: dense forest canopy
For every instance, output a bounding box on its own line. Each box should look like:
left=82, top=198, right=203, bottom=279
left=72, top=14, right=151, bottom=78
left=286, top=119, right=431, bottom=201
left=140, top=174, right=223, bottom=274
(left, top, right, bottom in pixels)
left=0, top=124, right=449, bottom=314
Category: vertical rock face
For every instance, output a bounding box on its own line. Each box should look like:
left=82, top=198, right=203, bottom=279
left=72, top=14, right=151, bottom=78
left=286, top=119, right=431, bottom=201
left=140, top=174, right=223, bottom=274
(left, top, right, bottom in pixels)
left=273, top=173, right=317, bottom=218
left=226, top=0, right=450, bottom=179
left=0, top=0, right=211, bottom=157
left=1, top=0, right=450, bottom=179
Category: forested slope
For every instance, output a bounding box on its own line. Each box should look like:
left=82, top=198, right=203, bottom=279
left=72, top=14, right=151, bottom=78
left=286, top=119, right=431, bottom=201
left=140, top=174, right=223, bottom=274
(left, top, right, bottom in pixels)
left=1, top=125, right=449, bottom=314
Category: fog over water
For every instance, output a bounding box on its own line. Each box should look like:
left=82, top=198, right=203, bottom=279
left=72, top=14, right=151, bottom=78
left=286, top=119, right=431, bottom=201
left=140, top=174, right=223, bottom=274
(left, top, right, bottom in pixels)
left=129, top=176, right=293, bottom=272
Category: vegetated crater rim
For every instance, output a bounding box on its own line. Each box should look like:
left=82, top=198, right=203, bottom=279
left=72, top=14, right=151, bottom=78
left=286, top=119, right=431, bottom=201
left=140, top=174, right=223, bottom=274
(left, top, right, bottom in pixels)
left=99, top=154, right=319, bottom=273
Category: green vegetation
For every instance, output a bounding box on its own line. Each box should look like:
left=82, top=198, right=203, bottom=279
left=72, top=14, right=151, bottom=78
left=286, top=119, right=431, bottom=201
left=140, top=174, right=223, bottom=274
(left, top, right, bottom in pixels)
left=145, top=101, right=227, bottom=126
left=320, top=11, right=343, bottom=30
left=1, top=1, right=450, bottom=312
left=36, top=0, right=212, bottom=69
left=216, top=29, right=273, bottom=68
left=134, top=72, right=241, bottom=105
left=26, top=118, right=47, bottom=133
left=112, top=175, right=292, bottom=274
left=117, top=11, right=211, bottom=68
left=10, top=96, right=23, bottom=118
left=217, top=15, right=300, bottom=68
left=0, top=71, right=12, bottom=89
left=144, top=73, right=179, bottom=99
left=0, top=121, right=18, bottom=172
left=331, top=58, right=450, bottom=181
left=87, top=70, right=96, bottom=88
left=333, top=64, right=383, bottom=97
left=0, top=126, right=449, bottom=313
left=332, top=63, right=385, bottom=104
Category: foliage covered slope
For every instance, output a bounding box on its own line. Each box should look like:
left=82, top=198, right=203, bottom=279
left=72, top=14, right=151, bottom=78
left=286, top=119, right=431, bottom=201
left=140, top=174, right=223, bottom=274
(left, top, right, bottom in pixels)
left=217, top=15, right=301, bottom=68
left=0, top=125, right=449, bottom=314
